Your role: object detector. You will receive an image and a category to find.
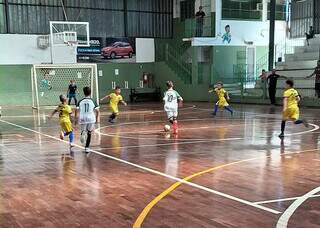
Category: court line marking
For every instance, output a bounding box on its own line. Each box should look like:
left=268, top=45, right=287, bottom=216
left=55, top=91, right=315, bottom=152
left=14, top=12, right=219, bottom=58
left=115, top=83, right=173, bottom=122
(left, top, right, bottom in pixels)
left=97, top=121, right=280, bottom=141
left=133, top=148, right=320, bottom=228
left=253, top=194, right=320, bottom=205
left=96, top=121, right=319, bottom=142
left=276, top=186, right=320, bottom=228
left=0, top=119, right=280, bottom=215
left=2, top=119, right=319, bottom=222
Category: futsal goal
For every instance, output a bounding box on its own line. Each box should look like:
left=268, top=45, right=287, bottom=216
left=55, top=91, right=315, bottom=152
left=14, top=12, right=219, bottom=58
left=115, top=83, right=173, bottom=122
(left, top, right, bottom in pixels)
left=31, top=64, right=99, bottom=109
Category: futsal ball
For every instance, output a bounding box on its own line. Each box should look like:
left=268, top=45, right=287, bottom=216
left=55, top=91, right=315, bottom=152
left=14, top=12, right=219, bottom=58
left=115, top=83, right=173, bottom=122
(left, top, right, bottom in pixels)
left=164, top=125, right=171, bottom=132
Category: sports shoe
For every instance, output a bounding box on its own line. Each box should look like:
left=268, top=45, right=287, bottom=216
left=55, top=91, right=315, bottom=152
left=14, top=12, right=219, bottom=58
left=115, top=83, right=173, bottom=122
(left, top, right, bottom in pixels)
left=212, top=112, right=216, bottom=116
left=109, top=118, right=116, bottom=124
left=84, top=147, right=90, bottom=153
left=278, top=133, right=284, bottom=138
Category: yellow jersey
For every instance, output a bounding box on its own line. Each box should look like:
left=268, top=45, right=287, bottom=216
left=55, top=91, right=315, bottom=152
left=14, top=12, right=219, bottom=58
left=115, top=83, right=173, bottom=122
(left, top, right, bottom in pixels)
left=57, top=104, right=72, bottom=123
left=109, top=93, right=123, bottom=113
left=215, top=88, right=229, bottom=107
left=283, top=88, right=299, bottom=108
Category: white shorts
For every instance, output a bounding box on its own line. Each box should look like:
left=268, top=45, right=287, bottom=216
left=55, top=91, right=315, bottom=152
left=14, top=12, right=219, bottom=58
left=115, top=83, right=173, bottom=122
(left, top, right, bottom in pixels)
left=80, top=123, right=95, bottom=132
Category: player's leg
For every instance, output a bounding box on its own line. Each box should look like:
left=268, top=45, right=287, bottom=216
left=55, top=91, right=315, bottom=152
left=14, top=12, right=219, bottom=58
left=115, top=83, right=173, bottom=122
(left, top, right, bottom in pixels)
left=68, top=94, right=72, bottom=105
left=212, top=102, right=218, bottom=116
left=62, top=121, right=74, bottom=146
left=85, top=124, right=95, bottom=152
left=172, top=111, right=178, bottom=134
left=224, top=106, right=234, bottom=115
left=80, top=124, right=87, bottom=144
left=74, top=96, right=78, bottom=106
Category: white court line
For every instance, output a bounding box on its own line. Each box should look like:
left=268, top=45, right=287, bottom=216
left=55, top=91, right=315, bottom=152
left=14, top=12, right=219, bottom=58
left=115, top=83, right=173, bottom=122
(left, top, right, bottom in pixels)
left=97, top=122, right=281, bottom=141
left=276, top=187, right=320, bottom=228
left=96, top=122, right=319, bottom=143
left=253, top=194, right=320, bottom=205
left=0, top=118, right=281, bottom=215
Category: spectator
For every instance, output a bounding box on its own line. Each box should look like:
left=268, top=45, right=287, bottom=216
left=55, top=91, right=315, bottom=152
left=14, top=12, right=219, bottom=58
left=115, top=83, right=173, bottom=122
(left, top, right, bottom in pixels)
left=195, top=6, right=205, bottom=37
left=267, top=69, right=287, bottom=105
left=305, top=60, right=320, bottom=98
left=259, top=69, right=268, bottom=97
left=305, top=26, right=315, bottom=46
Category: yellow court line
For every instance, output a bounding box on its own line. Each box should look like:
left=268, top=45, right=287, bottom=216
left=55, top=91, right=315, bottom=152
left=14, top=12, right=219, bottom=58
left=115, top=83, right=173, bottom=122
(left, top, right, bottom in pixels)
left=133, top=148, right=320, bottom=228
left=132, top=159, right=257, bottom=228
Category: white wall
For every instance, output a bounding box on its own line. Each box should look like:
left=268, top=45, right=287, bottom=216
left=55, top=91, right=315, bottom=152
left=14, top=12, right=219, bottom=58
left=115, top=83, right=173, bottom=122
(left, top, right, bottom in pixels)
left=192, top=20, right=287, bottom=46
left=135, top=38, right=155, bottom=63
left=0, top=34, right=51, bottom=65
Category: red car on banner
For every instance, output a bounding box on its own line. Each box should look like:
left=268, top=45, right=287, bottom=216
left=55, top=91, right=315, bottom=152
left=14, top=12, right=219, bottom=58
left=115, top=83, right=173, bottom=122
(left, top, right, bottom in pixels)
left=101, top=42, right=134, bottom=59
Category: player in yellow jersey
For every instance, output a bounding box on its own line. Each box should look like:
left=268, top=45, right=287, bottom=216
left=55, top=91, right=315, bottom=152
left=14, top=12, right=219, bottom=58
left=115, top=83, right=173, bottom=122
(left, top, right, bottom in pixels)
left=49, top=95, right=74, bottom=147
left=279, top=80, right=309, bottom=138
left=209, top=82, right=233, bottom=116
left=101, top=86, right=127, bottom=123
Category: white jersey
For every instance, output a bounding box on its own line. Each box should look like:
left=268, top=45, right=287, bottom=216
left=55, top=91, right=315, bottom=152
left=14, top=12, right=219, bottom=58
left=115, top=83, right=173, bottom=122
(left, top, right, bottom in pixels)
left=77, top=97, right=99, bottom=124
left=163, top=89, right=182, bottom=111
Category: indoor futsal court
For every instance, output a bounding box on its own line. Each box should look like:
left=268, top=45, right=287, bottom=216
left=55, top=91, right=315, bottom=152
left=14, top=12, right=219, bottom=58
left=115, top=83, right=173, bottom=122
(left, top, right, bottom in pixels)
left=0, top=103, right=319, bottom=227
left=1, top=0, right=320, bottom=228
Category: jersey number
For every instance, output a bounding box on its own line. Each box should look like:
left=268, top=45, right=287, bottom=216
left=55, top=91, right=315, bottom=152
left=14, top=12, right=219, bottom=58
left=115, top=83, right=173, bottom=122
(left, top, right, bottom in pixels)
left=84, top=103, right=89, bottom=112
left=167, top=95, right=174, bottom=102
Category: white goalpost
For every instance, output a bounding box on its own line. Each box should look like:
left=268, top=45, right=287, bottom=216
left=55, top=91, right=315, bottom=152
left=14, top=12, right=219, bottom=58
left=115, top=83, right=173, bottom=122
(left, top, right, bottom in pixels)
left=31, top=64, right=99, bottom=109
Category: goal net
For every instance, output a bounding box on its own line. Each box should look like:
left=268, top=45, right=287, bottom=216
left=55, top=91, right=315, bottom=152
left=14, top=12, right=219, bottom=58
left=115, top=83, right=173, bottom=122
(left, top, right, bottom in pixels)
left=31, top=64, right=99, bottom=109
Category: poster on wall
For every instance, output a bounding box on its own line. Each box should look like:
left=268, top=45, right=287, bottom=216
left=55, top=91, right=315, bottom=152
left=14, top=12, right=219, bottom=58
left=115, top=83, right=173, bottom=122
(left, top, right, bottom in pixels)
left=101, top=37, right=136, bottom=63
left=77, top=37, right=136, bottom=63
left=77, top=37, right=103, bottom=63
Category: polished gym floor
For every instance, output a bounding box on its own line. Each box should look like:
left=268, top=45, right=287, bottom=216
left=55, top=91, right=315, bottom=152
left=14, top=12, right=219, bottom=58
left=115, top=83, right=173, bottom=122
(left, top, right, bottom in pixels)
left=0, top=103, right=319, bottom=228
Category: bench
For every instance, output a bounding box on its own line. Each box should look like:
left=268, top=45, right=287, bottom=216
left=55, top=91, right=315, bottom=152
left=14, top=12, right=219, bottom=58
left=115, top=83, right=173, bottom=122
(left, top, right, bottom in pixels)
left=130, top=87, right=161, bottom=103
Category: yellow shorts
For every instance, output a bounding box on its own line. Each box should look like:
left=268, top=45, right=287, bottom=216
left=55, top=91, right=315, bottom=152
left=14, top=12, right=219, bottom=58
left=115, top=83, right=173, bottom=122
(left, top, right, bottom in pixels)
left=283, top=107, right=299, bottom=120
left=216, top=98, right=229, bottom=108
left=60, top=121, right=73, bottom=133
left=110, top=105, right=119, bottom=114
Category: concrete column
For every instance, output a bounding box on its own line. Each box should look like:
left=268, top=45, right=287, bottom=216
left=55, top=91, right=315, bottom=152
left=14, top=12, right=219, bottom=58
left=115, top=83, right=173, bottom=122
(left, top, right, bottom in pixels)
left=215, top=0, right=222, bottom=37
left=191, top=46, right=198, bottom=84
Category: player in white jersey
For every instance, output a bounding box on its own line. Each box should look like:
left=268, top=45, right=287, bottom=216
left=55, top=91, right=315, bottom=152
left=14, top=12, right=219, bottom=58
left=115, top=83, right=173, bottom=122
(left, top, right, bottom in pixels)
left=76, top=86, right=99, bottom=153
left=163, top=81, right=183, bottom=134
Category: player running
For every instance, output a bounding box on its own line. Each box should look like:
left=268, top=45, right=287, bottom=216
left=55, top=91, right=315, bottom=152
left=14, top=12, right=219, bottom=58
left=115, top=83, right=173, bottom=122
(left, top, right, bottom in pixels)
left=279, top=79, right=309, bottom=138
left=209, top=82, right=233, bottom=116
left=76, top=86, right=100, bottom=153
left=163, top=81, right=183, bottom=134
left=100, top=86, right=127, bottom=124
left=49, top=95, right=74, bottom=148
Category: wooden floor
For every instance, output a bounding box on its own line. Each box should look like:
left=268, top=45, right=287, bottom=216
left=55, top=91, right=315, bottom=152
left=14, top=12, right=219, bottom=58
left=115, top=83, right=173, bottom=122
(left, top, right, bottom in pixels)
left=0, top=103, right=319, bottom=228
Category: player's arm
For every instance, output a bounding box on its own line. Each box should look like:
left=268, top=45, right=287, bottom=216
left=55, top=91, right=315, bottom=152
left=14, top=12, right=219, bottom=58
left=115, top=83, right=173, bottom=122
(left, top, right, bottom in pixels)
left=296, top=94, right=301, bottom=102
left=95, top=108, right=100, bottom=123
left=49, top=107, right=58, bottom=119
left=282, top=97, right=288, bottom=112
left=120, top=100, right=127, bottom=106
left=225, top=91, right=230, bottom=100
left=100, top=94, right=111, bottom=101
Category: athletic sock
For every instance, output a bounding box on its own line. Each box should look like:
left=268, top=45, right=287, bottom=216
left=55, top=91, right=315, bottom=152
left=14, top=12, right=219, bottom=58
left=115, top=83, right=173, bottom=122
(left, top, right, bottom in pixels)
left=85, top=131, right=92, bottom=148
left=173, top=120, right=178, bottom=133
left=281, top=120, right=286, bottom=134
left=213, top=105, right=218, bottom=115
left=69, top=131, right=74, bottom=143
